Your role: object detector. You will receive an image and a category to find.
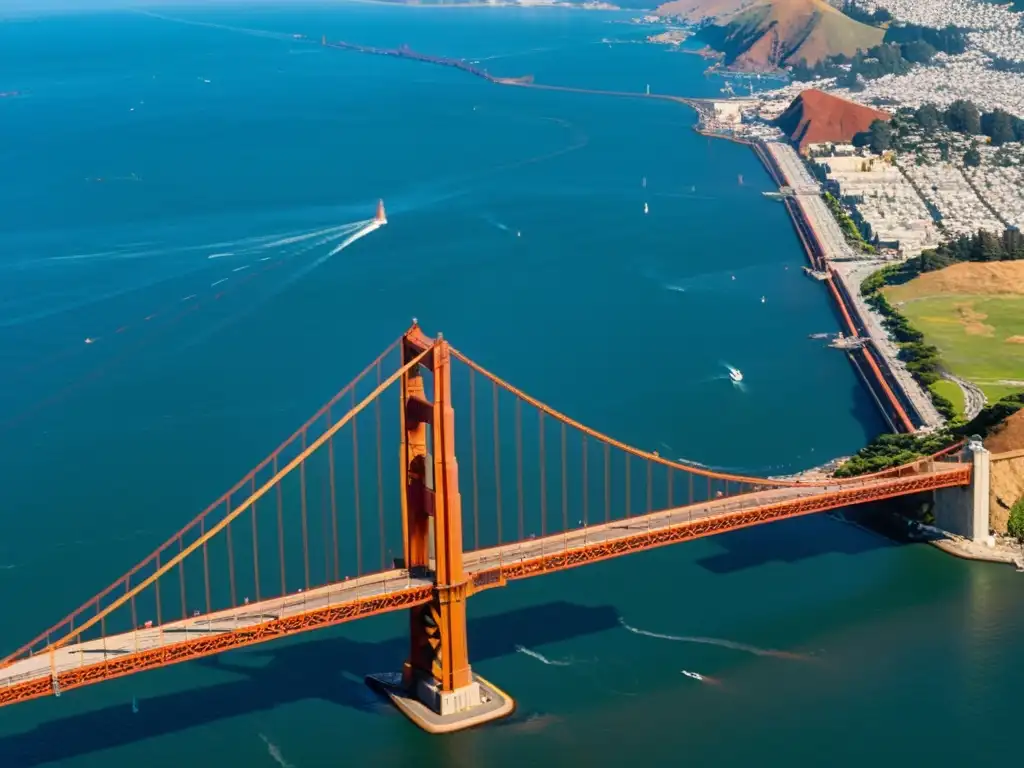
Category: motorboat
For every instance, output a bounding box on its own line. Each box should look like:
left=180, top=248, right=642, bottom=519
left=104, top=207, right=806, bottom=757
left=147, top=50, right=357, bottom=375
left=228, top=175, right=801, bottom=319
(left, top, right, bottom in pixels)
left=728, top=367, right=743, bottom=383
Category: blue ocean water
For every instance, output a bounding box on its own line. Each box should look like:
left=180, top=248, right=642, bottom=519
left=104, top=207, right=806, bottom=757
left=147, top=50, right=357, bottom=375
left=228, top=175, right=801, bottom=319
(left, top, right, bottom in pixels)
left=1, top=5, right=1021, bottom=768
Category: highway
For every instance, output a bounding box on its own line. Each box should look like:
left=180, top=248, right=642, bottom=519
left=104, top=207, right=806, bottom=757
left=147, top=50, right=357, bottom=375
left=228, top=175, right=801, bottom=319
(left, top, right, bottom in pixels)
left=943, top=371, right=987, bottom=419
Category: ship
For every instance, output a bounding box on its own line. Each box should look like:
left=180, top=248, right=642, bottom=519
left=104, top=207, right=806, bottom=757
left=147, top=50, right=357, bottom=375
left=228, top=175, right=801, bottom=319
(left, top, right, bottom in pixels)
left=375, top=199, right=387, bottom=225
left=644, top=202, right=649, bottom=215
left=728, top=366, right=743, bottom=383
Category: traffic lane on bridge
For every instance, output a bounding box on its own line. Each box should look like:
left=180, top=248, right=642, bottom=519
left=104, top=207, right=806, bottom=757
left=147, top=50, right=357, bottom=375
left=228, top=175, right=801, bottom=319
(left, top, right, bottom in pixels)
left=0, top=569, right=424, bottom=688
left=462, top=484, right=831, bottom=572
left=461, top=468, right=967, bottom=575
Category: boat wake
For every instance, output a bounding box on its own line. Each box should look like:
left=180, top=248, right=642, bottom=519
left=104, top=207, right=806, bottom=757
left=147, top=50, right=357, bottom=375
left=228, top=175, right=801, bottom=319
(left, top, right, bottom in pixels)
left=619, top=618, right=810, bottom=661
left=179, top=218, right=381, bottom=349
left=258, top=734, right=295, bottom=768
left=515, top=645, right=573, bottom=667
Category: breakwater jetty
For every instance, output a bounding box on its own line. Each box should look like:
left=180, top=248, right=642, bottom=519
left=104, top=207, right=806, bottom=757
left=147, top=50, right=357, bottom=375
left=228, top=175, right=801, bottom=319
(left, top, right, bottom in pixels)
left=321, top=37, right=705, bottom=110
left=321, top=37, right=535, bottom=85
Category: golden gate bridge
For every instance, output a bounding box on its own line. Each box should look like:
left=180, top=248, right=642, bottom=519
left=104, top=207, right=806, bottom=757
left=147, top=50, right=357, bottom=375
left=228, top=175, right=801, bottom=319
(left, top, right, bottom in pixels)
left=0, top=323, right=971, bottom=732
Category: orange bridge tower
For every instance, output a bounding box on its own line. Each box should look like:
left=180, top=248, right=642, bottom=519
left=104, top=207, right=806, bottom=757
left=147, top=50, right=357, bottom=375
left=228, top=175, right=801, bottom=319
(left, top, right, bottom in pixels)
left=366, top=321, right=513, bottom=733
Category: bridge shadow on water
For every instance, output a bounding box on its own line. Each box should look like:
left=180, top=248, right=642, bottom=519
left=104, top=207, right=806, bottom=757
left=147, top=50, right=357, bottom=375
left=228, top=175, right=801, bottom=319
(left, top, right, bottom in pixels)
left=0, top=601, right=619, bottom=767
left=695, top=509, right=906, bottom=575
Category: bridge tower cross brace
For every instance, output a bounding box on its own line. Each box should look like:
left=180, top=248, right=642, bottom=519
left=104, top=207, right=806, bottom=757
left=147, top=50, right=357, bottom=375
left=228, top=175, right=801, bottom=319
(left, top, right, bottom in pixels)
left=396, top=323, right=480, bottom=717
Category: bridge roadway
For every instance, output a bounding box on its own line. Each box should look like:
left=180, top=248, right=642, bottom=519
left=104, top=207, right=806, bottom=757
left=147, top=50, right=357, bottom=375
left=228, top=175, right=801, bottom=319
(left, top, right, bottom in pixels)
left=0, top=464, right=968, bottom=705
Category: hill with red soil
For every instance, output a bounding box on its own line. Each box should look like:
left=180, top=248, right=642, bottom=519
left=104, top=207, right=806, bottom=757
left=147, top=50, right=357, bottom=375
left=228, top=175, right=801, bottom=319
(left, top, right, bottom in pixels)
left=774, top=89, right=890, bottom=151
left=655, top=0, right=884, bottom=69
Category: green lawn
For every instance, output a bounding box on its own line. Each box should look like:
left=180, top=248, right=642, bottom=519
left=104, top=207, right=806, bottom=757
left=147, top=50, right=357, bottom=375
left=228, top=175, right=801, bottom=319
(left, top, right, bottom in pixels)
left=891, top=294, right=1024, bottom=402
left=930, top=379, right=965, bottom=417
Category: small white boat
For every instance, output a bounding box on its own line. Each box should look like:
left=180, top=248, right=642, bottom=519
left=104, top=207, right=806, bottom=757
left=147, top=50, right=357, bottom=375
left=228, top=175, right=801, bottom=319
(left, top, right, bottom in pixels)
left=643, top=202, right=649, bottom=215
left=681, top=670, right=704, bottom=681
left=728, top=367, right=743, bottom=383
left=761, top=295, right=766, bottom=303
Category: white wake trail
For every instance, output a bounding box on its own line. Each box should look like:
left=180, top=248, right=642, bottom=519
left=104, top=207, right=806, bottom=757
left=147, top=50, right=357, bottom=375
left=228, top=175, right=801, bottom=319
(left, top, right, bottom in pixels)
left=256, top=222, right=368, bottom=251
left=258, top=734, right=295, bottom=768
left=619, top=618, right=809, bottom=660
left=178, top=224, right=374, bottom=349
left=515, top=645, right=572, bottom=667
left=0, top=222, right=366, bottom=329
left=324, top=220, right=380, bottom=258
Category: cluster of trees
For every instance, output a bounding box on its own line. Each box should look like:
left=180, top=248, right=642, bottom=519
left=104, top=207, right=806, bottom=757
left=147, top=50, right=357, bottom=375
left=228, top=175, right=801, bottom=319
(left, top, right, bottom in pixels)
left=835, top=391, right=1024, bottom=478
left=1009, top=497, right=1024, bottom=543
left=840, top=1, right=891, bottom=26
left=791, top=25, right=968, bottom=85
left=852, top=119, right=895, bottom=154
left=833, top=431, right=957, bottom=478
left=823, top=192, right=875, bottom=252
left=912, top=101, right=1024, bottom=147
left=912, top=228, right=1024, bottom=270
left=882, top=23, right=968, bottom=57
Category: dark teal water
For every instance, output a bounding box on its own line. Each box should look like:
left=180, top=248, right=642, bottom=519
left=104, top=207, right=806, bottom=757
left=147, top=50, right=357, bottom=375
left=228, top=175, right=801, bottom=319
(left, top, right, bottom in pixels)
left=1, top=5, right=1021, bottom=767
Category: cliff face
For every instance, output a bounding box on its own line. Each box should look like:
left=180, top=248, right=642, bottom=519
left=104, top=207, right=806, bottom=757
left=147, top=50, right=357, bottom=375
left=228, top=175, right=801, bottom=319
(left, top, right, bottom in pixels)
left=654, top=0, right=884, bottom=69
left=774, top=88, right=889, bottom=150
left=986, top=410, right=1024, bottom=534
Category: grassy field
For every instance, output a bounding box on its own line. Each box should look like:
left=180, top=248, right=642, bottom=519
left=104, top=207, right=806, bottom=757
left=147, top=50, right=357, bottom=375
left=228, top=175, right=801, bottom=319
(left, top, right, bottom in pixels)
left=930, top=379, right=965, bottom=417
left=884, top=262, right=1024, bottom=403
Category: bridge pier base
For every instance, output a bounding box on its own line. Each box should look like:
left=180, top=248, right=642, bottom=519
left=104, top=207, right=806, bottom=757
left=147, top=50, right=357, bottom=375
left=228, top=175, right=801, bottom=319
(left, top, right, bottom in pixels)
left=933, top=438, right=990, bottom=542
left=366, top=671, right=514, bottom=734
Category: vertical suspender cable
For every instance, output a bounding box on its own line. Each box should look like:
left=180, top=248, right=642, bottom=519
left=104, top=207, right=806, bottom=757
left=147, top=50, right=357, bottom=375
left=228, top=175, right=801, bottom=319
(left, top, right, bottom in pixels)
left=492, top=382, right=503, bottom=545
left=201, top=518, right=211, bottom=614
left=276, top=454, right=286, bottom=596
left=329, top=405, right=339, bottom=581
left=561, top=422, right=568, bottom=531
left=251, top=476, right=261, bottom=603
left=352, top=390, right=363, bottom=576
left=227, top=497, right=237, bottom=608
left=376, top=361, right=386, bottom=570
left=515, top=399, right=524, bottom=541
left=470, top=370, right=480, bottom=549
left=581, top=435, right=588, bottom=527
left=300, top=428, right=310, bottom=591
left=539, top=411, right=547, bottom=536
left=604, top=443, right=610, bottom=523
left=647, top=460, right=652, bottom=515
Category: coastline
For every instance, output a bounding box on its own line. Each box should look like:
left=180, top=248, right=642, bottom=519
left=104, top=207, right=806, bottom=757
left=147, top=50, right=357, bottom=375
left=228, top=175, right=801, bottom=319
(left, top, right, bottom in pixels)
left=744, top=139, right=944, bottom=435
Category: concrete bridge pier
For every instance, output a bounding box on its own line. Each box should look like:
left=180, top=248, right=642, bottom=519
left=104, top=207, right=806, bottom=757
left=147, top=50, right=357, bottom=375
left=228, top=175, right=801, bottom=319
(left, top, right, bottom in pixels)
left=933, top=438, right=990, bottom=541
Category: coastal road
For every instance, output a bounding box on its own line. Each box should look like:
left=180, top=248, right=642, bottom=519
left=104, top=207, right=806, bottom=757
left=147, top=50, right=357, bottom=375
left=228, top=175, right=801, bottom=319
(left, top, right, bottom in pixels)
left=833, top=259, right=946, bottom=430
left=943, top=372, right=986, bottom=420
